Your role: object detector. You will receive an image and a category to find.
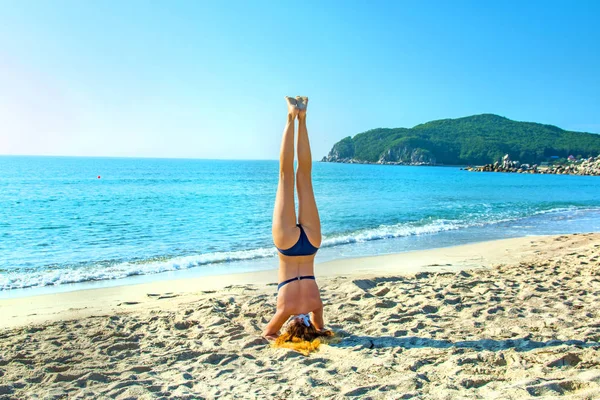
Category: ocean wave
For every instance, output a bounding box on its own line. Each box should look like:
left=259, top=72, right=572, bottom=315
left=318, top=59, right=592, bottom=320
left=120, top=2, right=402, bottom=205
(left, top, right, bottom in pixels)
left=0, top=247, right=277, bottom=291
left=320, top=206, right=593, bottom=247
left=321, top=219, right=467, bottom=247
left=2, top=205, right=599, bottom=291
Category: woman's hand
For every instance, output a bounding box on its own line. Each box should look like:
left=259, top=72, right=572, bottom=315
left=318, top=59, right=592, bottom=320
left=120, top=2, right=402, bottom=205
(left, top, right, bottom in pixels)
left=262, top=329, right=280, bottom=341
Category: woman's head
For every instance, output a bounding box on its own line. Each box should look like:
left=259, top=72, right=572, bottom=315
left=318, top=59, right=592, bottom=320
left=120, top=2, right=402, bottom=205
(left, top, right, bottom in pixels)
left=274, top=314, right=334, bottom=355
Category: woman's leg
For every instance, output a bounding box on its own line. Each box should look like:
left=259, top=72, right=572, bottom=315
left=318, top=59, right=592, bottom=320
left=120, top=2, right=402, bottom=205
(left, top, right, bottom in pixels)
left=295, top=96, right=322, bottom=247
left=272, top=97, right=301, bottom=249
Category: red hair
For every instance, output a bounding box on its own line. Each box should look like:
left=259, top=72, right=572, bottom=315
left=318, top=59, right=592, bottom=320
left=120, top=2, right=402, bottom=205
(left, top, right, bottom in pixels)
left=273, top=316, right=334, bottom=355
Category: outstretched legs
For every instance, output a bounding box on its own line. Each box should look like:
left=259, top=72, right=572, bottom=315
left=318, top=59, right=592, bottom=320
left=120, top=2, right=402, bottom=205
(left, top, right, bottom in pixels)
left=272, top=96, right=321, bottom=250
left=295, top=97, right=322, bottom=247
left=272, top=97, right=301, bottom=250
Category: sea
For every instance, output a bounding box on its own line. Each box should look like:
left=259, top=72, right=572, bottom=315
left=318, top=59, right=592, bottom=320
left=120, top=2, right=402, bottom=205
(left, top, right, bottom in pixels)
left=2, top=156, right=600, bottom=298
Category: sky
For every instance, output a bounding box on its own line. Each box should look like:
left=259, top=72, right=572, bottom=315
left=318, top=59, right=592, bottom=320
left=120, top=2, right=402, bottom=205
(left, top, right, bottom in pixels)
left=0, top=0, right=599, bottom=160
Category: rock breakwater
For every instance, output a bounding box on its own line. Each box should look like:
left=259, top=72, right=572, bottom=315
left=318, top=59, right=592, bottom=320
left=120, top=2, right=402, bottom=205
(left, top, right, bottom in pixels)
left=465, top=154, right=600, bottom=176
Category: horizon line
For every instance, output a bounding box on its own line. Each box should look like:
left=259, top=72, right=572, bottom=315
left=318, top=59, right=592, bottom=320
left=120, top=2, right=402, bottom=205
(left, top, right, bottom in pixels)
left=0, top=154, right=286, bottom=162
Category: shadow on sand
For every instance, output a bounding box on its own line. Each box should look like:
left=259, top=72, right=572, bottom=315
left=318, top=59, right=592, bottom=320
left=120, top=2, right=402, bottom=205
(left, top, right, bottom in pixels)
left=330, top=334, right=598, bottom=352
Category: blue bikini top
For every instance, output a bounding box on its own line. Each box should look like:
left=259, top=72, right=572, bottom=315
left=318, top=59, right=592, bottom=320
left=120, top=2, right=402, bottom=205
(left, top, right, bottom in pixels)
left=276, top=224, right=319, bottom=256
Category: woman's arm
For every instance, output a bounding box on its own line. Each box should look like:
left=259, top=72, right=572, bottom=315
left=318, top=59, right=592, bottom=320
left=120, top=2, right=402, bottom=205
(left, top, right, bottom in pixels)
left=263, top=310, right=289, bottom=339
left=311, top=304, right=325, bottom=331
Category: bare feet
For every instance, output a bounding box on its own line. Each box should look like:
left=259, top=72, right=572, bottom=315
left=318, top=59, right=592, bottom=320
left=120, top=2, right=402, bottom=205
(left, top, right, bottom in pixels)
left=296, top=96, right=308, bottom=119
left=285, top=96, right=299, bottom=119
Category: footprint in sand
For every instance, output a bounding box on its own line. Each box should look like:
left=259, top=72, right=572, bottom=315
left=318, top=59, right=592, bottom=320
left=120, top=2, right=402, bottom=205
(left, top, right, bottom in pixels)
left=174, top=320, right=198, bottom=330
left=146, top=292, right=179, bottom=300
left=157, top=294, right=178, bottom=299
left=117, top=302, right=140, bottom=306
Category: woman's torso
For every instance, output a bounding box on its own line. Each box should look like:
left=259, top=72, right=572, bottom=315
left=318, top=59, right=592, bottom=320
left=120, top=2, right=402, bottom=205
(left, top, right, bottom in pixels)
left=276, top=253, right=322, bottom=314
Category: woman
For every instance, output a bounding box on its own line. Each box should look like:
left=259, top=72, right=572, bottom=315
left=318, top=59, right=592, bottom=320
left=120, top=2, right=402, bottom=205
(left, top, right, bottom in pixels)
left=263, top=96, right=332, bottom=344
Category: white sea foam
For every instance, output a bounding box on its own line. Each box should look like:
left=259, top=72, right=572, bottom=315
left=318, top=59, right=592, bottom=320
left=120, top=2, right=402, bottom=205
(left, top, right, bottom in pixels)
left=0, top=247, right=278, bottom=291
left=321, top=219, right=467, bottom=247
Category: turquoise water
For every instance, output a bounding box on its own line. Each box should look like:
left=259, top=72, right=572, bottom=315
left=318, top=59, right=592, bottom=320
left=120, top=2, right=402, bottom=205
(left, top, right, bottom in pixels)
left=2, top=156, right=600, bottom=296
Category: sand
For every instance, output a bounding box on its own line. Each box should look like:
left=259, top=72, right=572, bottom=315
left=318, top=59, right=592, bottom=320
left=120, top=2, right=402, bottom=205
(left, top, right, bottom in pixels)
left=1, top=233, right=599, bottom=399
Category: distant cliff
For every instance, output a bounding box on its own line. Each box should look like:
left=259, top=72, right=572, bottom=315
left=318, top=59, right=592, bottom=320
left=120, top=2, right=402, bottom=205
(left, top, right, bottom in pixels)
left=322, top=114, right=600, bottom=166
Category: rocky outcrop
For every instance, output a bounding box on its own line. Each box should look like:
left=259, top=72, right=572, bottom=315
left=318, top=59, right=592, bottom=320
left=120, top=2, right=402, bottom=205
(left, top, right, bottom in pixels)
left=321, top=145, right=437, bottom=166
left=321, top=137, right=355, bottom=163
left=378, top=146, right=436, bottom=165
left=320, top=156, right=371, bottom=164
left=465, top=154, right=600, bottom=176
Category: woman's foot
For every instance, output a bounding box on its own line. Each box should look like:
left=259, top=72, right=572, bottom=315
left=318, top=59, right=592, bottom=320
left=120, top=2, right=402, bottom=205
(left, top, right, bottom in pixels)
left=285, top=96, right=299, bottom=119
left=296, top=96, right=308, bottom=118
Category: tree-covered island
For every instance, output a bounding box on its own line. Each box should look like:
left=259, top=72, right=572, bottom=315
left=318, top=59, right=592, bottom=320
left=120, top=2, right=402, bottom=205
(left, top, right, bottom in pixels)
left=322, top=114, right=600, bottom=166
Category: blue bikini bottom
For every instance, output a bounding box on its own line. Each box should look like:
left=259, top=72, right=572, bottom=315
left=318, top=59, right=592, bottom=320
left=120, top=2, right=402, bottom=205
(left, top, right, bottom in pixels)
left=277, top=275, right=316, bottom=291
left=276, top=224, right=318, bottom=256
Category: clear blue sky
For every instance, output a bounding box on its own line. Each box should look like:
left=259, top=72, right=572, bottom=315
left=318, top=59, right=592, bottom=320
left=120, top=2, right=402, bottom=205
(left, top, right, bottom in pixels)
left=1, top=0, right=598, bottom=159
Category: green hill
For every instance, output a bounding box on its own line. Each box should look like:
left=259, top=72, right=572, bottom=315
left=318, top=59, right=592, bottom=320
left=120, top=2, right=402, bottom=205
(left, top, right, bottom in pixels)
left=322, top=114, right=600, bottom=165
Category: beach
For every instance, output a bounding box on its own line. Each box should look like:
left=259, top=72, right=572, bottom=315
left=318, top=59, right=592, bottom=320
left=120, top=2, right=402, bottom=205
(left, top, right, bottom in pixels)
left=1, top=233, right=599, bottom=399
left=3, top=1, right=600, bottom=398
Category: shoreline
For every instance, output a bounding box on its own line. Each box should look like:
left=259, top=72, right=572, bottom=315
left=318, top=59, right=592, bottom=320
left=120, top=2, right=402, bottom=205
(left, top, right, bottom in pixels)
left=0, top=235, right=548, bottom=330
left=7, top=202, right=600, bottom=299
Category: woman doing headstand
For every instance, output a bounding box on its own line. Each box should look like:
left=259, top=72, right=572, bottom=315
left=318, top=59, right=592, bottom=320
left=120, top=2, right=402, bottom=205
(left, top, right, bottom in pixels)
left=263, top=96, right=332, bottom=344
